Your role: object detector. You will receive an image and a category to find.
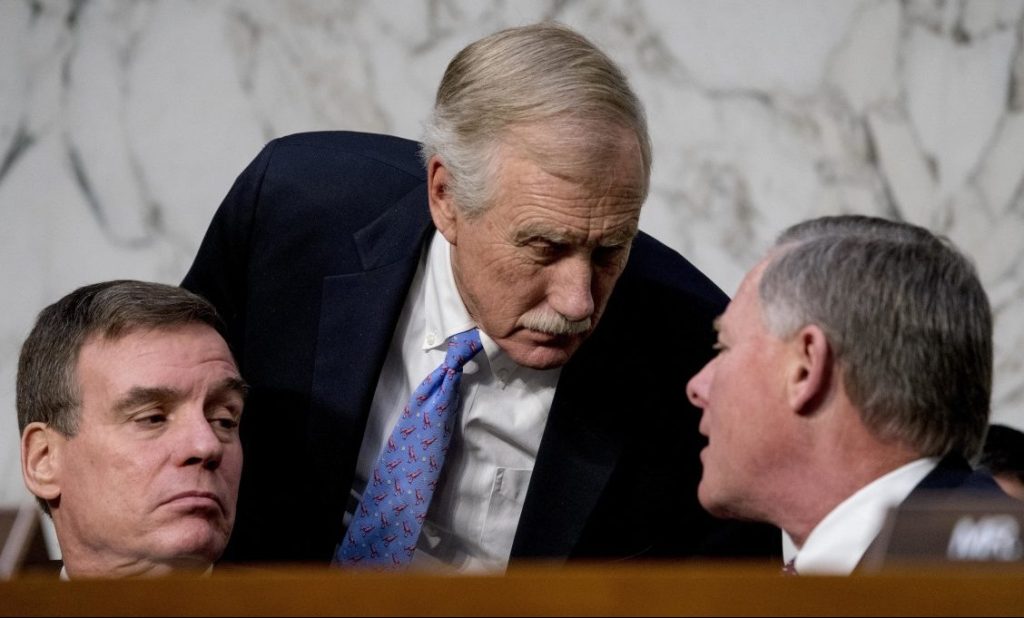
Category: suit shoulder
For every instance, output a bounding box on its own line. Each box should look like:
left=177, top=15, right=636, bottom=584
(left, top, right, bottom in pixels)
left=620, top=232, right=728, bottom=318
left=914, top=455, right=1011, bottom=496
left=266, top=131, right=425, bottom=180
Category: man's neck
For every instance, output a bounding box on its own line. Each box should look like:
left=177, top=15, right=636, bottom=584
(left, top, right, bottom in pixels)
left=780, top=456, right=940, bottom=574
left=777, top=408, right=921, bottom=545
left=60, top=548, right=212, bottom=579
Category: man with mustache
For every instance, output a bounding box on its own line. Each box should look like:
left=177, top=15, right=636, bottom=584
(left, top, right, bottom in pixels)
left=18, top=280, right=245, bottom=578
left=184, top=22, right=776, bottom=569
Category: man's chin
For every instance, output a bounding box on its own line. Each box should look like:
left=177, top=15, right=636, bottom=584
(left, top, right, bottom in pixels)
left=503, top=334, right=585, bottom=369
left=153, top=523, right=230, bottom=564
left=698, top=483, right=754, bottom=522
left=697, top=482, right=726, bottom=517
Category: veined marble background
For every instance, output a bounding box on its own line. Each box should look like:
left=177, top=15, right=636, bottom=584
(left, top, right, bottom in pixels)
left=2, top=0, right=1023, bottom=518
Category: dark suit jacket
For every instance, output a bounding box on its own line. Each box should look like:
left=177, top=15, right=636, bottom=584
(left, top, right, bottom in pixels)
left=858, top=454, right=1014, bottom=570
left=183, top=131, right=779, bottom=564
left=910, top=454, right=1008, bottom=497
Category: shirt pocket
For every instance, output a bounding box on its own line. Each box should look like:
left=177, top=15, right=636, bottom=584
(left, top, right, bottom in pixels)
left=479, top=467, right=533, bottom=561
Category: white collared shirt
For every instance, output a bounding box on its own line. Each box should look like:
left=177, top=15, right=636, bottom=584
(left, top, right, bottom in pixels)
left=347, top=231, right=560, bottom=572
left=781, top=457, right=940, bottom=575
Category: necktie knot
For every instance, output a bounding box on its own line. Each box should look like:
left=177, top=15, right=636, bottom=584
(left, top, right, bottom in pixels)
left=444, top=328, right=482, bottom=370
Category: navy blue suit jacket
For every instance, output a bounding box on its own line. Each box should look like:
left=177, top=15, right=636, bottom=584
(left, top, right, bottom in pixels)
left=908, top=454, right=1009, bottom=500
left=858, top=454, right=1014, bottom=569
left=183, top=131, right=779, bottom=563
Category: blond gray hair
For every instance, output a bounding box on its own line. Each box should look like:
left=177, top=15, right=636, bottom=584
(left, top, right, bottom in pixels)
left=421, top=22, right=652, bottom=215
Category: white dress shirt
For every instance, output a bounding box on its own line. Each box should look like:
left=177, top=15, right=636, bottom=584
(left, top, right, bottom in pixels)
left=781, top=457, right=940, bottom=574
left=346, top=231, right=560, bottom=572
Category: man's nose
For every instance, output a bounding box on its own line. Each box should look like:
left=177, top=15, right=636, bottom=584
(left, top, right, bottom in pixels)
left=687, top=362, right=712, bottom=409
left=180, top=409, right=224, bottom=471
left=549, top=255, right=595, bottom=322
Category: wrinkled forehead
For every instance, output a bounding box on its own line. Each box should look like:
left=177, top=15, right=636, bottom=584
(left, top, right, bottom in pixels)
left=76, top=323, right=238, bottom=385
left=83, top=322, right=229, bottom=356
left=498, top=121, right=648, bottom=192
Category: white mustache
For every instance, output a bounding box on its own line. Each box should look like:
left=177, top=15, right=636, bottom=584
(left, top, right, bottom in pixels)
left=517, top=310, right=592, bottom=336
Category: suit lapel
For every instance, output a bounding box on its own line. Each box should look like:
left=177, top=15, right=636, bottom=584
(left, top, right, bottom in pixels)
left=306, top=185, right=433, bottom=512
left=510, top=338, right=625, bottom=559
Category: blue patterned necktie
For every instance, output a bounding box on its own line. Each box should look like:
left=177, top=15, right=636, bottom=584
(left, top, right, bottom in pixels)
left=335, top=328, right=482, bottom=568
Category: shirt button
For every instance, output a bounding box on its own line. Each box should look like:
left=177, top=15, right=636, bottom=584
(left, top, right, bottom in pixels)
left=497, top=368, right=509, bottom=382
left=425, top=333, right=437, bottom=346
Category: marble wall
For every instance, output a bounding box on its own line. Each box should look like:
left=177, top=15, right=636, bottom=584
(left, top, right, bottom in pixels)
left=2, top=0, right=1023, bottom=515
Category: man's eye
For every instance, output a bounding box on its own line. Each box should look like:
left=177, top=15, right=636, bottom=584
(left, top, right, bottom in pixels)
left=209, top=409, right=240, bottom=431
left=712, top=341, right=727, bottom=353
left=593, top=245, right=626, bottom=264
left=212, top=418, right=239, bottom=430
left=136, top=413, right=167, bottom=426
left=529, top=241, right=562, bottom=256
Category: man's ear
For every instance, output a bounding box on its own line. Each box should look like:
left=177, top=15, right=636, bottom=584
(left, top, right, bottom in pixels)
left=21, top=423, right=64, bottom=504
left=426, top=155, right=460, bottom=245
left=786, top=324, right=832, bottom=415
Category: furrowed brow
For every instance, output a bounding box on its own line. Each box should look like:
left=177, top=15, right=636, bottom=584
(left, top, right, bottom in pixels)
left=514, top=226, right=573, bottom=244
left=515, top=224, right=637, bottom=247
left=599, top=227, right=638, bottom=247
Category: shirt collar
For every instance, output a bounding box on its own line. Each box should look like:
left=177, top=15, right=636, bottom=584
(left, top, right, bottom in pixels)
left=422, top=231, right=518, bottom=384
left=782, top=457, right=940, bottom=574
left=423, top=231, right=475, bottom=348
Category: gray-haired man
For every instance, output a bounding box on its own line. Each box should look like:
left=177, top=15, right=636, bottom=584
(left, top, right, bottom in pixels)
left=184, top=22, right=777, bottom=568
left=687, top=215, right=1006, bottom=574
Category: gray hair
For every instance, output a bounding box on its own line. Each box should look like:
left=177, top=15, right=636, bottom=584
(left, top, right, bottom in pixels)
left=17, top=280, right=226, bottom=437
left=759, top=216, right=992, bottom=459
left=420, top=22, right=652, bottom=215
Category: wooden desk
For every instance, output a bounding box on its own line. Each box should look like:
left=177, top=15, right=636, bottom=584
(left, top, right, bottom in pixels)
left=2, top=561, right=1023, bottom=616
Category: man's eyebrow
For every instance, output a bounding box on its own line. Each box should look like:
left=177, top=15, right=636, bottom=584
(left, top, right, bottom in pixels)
left=712, top=316, right=722, bottom=333
left=210, top=376, right=250, bottom=403
left=113, top=378, right=248, bottom=415
left=514, top=226, right=573, bottom=244
left=599, top=227, right=638, bottom=247
left=206, top=377, right=247, bottom=420
left=514, top=225, right=638, bottom=246
left=113, top=386, right=181, bottom=415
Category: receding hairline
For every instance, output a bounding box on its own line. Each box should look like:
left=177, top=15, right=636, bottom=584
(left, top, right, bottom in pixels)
left=483, top=120, right=649, bottom=210
left=420, top=21, right=652, bottom=215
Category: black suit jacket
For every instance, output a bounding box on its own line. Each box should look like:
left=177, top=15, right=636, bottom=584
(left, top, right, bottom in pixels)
left=183, top=131, right=779, bottom=564
left=857, top=454, right=1014, bottom=570
left=911, top=454, right=1007, bottom=496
